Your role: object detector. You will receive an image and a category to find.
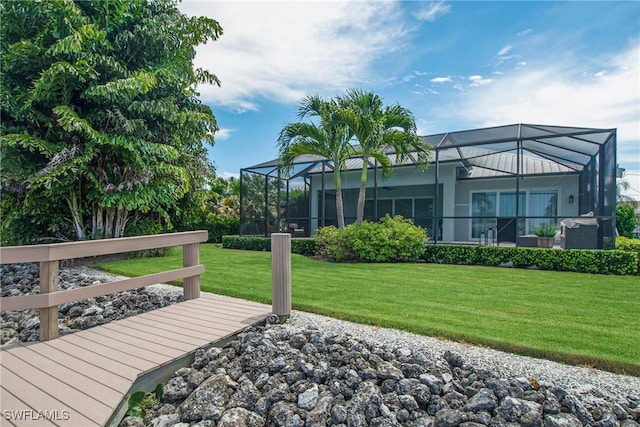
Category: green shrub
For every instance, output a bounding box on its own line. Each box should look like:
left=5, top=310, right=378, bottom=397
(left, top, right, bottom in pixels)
left=204, top=214, right=239, bottom=243
left=530, top=223, right=558, bottom=237
left=422, top=245, right=637, bottom=275
left=314, top=225, right=354, bottom=261
left=616, top=236, right=640, bottom=272
left=616, top=204, right=638, bottom=238
left=221, top=235, right=318, bottom=255
left=314, top=215, right=428, bottom=263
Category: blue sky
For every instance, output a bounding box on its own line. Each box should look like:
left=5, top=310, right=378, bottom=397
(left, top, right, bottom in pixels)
left=179, top=0, right=640, bottom=198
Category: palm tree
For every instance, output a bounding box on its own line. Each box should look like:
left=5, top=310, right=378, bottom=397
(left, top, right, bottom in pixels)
left=336, top=89, right=431, bottom=224
left=277, top=95, right=353, bottom=228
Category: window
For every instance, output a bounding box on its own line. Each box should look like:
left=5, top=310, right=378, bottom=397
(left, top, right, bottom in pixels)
left=472, top=192, right=496, bottom=239
left=364, top=197, right=433, bottom=226
left=529, top=190, right=558, bottom=229
left=471, top=190, right=558, bottom=239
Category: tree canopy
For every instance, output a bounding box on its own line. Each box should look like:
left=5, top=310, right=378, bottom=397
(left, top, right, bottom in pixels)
left=1, top=0, right=222, bottom=244
left=277, top=95, right=353, bottom=228
left=336, top=89, right=431, bottom=225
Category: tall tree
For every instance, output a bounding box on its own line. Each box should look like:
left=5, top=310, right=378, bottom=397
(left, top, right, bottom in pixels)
left=277, top=95, right=353, bottom=228
left=0, top=0, right=222, bottom=243
left=336, top=89, right=431, bottom=224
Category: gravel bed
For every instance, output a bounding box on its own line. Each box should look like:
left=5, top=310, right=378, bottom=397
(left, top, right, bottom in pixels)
left=2, top=265, right=638, bottom=426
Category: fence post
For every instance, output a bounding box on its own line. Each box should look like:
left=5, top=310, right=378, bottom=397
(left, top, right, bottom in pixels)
left=271, top=233, right=291, bottom=318
left=39, top=260, right=59, bottom=341
left=183, top=243, right=201, bottom=300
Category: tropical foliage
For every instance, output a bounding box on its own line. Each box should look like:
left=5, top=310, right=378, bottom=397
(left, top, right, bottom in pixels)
left=278, top=95, right=353, bottom=227
left=315, top=215, right=428, bottom=262
left=336, top=89, right=431, bottom=224
left=276, top=89, right=430, bottom=228
left=616, top=204, right=638, bottom=238
left=1, top=0, right=222, bottom=244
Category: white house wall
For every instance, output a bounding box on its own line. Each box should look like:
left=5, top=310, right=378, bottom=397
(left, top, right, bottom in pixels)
left=309, top=163, right=579, bottom=242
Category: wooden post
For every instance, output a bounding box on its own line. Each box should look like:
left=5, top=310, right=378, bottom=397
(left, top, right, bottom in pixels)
left=183, top=243, right=200, bottom=300
left=271, top=233, right=291, bottom=318
left=39, top=260, right=59, bottom=341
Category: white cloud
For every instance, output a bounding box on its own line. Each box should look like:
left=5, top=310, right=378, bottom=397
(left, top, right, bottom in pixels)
left=214, top=128, right=233, bottom=141
left=517, top=28, right=533, bottom=37
left=431, top=76, right=452, bottom=83
left=449, top=42, right=640, bottom=192
left=179, top=1, right=407, bottom=111
left=497, top=45, right=512, bottom=56
left=468, top=75, right=493, bottom=86
left=415, top=1, right=451, bottom=22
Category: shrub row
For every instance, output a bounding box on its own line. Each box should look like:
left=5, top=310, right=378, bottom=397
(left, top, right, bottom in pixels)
left=616, top=236, right=640, bottom=272
left=315, top=215, right=428, bottom=262
left=422, top=245, right=638, bottom=275
left=221, top=235, right=318, bottom=256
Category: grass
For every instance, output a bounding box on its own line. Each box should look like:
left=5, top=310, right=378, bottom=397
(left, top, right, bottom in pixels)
left=99, top=244, right=640, bottom=375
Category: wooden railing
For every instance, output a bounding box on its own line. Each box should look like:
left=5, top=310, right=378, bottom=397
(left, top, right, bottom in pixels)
left=0, top=231, right=208, bottom=341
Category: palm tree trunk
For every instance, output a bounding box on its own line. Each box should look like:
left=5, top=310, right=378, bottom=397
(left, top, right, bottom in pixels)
left=356, top=162, right=368, bottom=225
left=336, top=187, right=345, bottom=228
left=334, top=172, right=345, bottom=228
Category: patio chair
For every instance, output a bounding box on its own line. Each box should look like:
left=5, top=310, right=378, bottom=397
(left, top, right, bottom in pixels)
left=560, top=216, right=598, bottom=249
left=288, top=223, right=305, bottom=237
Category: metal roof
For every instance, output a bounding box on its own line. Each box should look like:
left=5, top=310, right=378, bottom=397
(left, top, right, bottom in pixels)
left=243, top=123, right=615, bottom=179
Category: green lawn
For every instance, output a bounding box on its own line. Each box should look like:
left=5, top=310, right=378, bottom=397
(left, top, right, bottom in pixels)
left=99, top=244, right=640, bottom=375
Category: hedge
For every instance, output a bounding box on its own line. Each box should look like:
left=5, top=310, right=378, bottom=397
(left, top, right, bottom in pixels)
left=221, top=235, right=318, bottom=256
left=222, top=235, right=638, bottom=275
left=422, top=245, right=638, bottom=275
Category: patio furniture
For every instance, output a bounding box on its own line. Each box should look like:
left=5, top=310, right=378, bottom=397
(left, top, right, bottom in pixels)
left=288, top=223, right=305, bottom=237
left=560, top=216, right=598, bottom=249
left=518, top=235, right=538, bottom=247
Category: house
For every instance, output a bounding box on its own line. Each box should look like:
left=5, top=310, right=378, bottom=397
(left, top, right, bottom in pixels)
left=240, top=124, right=617, bottom=249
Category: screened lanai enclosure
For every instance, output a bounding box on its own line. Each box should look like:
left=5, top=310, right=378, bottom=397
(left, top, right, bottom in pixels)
left=240, top=124, right=617, bottom=249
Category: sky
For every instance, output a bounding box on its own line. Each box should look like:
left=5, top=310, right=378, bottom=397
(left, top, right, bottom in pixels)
left=178, top=0, right=640, bottom=199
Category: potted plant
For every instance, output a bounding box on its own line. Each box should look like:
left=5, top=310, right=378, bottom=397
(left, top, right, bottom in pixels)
left=530, top=223, right=557, bottom=248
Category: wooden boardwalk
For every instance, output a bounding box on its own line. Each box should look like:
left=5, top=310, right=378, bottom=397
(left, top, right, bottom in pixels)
left=0, top=294, right=272, bottom=427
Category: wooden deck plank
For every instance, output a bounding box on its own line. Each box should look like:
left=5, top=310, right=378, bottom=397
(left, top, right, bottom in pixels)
left=191, top=296, right=271, bottom=312
left=137, top=313, right=244, bottom=341
left=42, top=339, right=140, bottom=380
left=19, top=343, right=131, bottom=392
left=1, top=361, right=102, bottom=426
left=97, top=322, right=196, bottom=352
left=0, top=294, right=272, bottom=427
left=140, top=307, right=248, bottom=333
left=0, top=387, right=21, bottom=427
left=175, top=295, right=272, bottom=315
left=163, top=300, right=271, bottom=323
left=106, top=317, right=212, bottom=347
left=3, top=346, right=123, bottom=408
left=55, top=333, right=158, bottom=372
left=169, top=304, right=270, bottom=326
left=122, top=315, right=232, bottom=342
left=66, top=330, right=170, bottom=364
left=82, top=327, right=185, bottom=359
left=0, top=387, right=53, bottom=427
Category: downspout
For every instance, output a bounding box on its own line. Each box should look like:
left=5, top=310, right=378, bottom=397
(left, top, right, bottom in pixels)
left=285, top=177, right=290, bottom=231
left=264, top=173, right=269, bottom=237
left=433, top=149, right=439, bottom=243
left=321, top=161, right=326, bottom=227
left=374, top=160, right=378, bottom=220
left=277, top=169, right=282, bottom=231
left=239, top=169, right=244, bottom=236
left=515, top=125, right=522, bottom=246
